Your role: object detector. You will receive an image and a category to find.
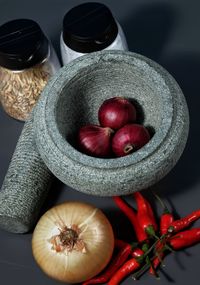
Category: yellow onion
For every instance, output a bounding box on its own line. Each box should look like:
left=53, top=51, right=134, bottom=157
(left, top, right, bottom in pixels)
left=32, top=201, right=114, bottom=283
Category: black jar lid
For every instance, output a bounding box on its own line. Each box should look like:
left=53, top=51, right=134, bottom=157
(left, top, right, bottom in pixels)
left=0, top=19, right=49, bottom=70
left=62, top=2, right=118, bottom=53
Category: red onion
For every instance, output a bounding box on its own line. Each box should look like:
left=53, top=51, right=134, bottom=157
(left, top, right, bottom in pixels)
left=112, top=124, right=150, bottom=157
left=98, top=97, right=136, bottom=130
left=78, top=125, right=114, bottom=158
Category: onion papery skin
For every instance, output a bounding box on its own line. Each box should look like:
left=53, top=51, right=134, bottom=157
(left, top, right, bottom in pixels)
left=78, top=125, right=113, bottom=158
left=32, top=202, right=114, bottom=283
left=112, top=124, right=150, bottom=157
left=98, top=97, right=136, bottom=130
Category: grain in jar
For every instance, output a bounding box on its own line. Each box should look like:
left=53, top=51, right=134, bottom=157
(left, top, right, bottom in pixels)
left=0, top=19, right=60, bottom=121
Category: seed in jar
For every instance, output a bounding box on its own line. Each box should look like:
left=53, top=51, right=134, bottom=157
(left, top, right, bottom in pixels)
left=0, top=62, right=52, bottom=121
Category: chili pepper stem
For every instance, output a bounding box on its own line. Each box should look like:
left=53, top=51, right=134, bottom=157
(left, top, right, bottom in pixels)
left=160, top=233, right=168, bottom=239
left=137, top=240, right=159, bottom=263
left=154, top=234, right=160, bottom=240
left=150, top=270, right=160, bottom=280
left=155, top=233, right=174, bottom=253
left=164, top=243, right=175, bottom=253
left=141, top=243, right=149, bottom=252
left=150, top=267, right=160, bottom=279
left=152, top=191, right=171, bottom=214
left=168, top=226, right=174, bottom=233
left=154, top=250, right=166, bottom=268
left=155, top=251, right=163, bottom=263
left=130, top=241, right=139, bottom=249
left=145, top=225, right=159, bottom=239
left=132, top=263, right=150, bottom=280
left=146, top=256, right=160, bottom=279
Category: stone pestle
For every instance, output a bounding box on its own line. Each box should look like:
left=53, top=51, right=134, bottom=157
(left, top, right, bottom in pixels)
left=0, top=114, right=53, bottom=233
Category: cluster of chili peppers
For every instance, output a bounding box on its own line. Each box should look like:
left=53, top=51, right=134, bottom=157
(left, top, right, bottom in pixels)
left=83, top=192, right=200, bottom=285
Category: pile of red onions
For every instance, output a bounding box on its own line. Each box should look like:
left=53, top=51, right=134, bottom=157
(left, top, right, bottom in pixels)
left=77, top=97, right=151, bottom=158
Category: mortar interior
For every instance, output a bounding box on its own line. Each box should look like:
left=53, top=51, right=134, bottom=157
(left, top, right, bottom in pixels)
left=53, top=59, right=173, bottom=169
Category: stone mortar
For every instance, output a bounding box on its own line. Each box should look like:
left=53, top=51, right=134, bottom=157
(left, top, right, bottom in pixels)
left=34, top=50, right=189, bottom=196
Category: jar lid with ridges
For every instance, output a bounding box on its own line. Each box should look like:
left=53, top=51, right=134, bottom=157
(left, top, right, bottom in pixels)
left=62, top=2, right=118, bottom=53
left=0, top=19, right=49, bottom=70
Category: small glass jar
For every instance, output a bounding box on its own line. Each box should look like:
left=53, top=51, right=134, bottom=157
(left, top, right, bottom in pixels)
left=60, top=2, right=128, bottom=65
left=0, top=19, right=60, bottom=121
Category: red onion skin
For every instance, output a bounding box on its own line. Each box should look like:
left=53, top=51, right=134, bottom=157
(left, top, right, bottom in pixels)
left=98, top=97, right=136, bottom=130
left=78, top=125, right=113, bottom=158
left=112, top=124, right=150, bottom=157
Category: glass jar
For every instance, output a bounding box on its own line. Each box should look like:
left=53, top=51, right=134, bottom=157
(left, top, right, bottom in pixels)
left=60, top=2, right=128, bottom=65
left=0, top=19, right=60, bottom=121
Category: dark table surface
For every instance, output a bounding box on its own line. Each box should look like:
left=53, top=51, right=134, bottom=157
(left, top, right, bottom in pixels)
left=0, top=0, right=200, bottom=284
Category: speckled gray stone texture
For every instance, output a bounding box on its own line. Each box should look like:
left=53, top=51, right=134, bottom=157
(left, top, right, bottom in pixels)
left=34, top=50, right=189, bottom=196
left=0, top=115, right=53, bottom=233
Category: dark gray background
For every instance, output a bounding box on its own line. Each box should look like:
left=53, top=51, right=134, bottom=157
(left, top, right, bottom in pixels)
left=0, top=0, right=200, bottom=284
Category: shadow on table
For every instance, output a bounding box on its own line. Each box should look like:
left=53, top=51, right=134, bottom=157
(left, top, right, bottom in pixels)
left=153, top=51, right=200, bottom=196
left=104, top=207, right=137, bottom=242
left=40, top=177, right=65, bottom=215
left=121, top=2, right=177, bottom=61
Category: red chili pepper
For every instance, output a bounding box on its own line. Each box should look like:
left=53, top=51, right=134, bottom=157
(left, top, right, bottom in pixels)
left=146, top=202, right=158, bottom=232
left=153, top=193, right=174, bottom=236
left=168, top=209, right=200, bottom=233
left=83, top=241, right=133, bottom=285
left=108, top=258, right=141, bottom=285
left=134, top=192, right=158, bottom=230
left=131, top=247, right=144, bottom=258
left=133, top=192, right=158, bottom=237
left=150, top=227, right=200, bottom=275
left=160, top=209, right=174, bottom=235
left=169, top=228, right=200, bottom=250
left=114, top=239, right=129, bottom=249
left=113, top=196, right=148, bottom=242
left=150, top=255, right=163, bottom=274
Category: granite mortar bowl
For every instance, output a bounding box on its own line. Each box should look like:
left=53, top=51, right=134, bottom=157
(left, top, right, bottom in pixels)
left=34, top=50, right=189, bottom=196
